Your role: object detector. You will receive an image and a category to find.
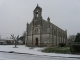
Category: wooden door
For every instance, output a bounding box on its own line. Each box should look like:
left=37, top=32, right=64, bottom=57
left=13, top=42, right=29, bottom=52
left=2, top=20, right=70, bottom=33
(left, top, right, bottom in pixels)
left=36, top=38, right=38, bottom=45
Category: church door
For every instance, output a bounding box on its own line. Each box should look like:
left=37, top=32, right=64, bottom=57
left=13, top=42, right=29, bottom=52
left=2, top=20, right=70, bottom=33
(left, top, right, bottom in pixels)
left=35, top=38, right=38, bottom=45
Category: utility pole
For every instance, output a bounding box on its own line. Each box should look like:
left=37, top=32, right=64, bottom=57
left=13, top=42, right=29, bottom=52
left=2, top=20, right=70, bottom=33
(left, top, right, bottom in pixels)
left=0, top=35, right=1, bottom=39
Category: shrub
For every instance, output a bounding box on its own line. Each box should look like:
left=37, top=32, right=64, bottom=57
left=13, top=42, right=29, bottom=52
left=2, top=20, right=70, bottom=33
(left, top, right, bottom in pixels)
left=71, top=44, right=80, bottom=53
left=74, top=33, right=80, bottom=42
left=70, top=33, right=80, bottom=54
left=41, top=47, right=70, bottom=54
left=59, top=43, right=66, bottom=47
left=72, top=45, right=80, bottom=52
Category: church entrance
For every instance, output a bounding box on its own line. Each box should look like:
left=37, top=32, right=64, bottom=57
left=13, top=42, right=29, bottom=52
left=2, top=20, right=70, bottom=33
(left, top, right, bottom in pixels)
left=35, top=38, right=38, bottom=45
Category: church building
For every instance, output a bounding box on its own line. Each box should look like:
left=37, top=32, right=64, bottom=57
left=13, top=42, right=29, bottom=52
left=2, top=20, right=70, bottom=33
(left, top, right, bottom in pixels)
left=25, top=4, right=67, bottom=47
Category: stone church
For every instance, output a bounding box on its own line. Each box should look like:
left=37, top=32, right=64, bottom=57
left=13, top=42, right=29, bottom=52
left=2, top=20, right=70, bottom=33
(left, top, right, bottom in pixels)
left=25, top=4, right=67, bottom=47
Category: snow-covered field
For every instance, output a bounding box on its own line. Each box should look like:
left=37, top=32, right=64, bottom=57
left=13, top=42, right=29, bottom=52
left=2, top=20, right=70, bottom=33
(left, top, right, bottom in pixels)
left=0, top=45, right=80, bottom=58
left=1, top=52, right=79, bottom=60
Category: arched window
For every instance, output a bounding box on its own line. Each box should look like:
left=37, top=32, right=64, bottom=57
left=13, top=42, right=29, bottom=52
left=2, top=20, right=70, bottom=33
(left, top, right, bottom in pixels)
left=58, top=32, right=59, bottom=37
left=54, top=29, right=55, bottom=35
left=59, top=32, right=61, bottom=37
left=36, top=10, right=39, bottom=17
left=37, top=14, right=38, bottom=17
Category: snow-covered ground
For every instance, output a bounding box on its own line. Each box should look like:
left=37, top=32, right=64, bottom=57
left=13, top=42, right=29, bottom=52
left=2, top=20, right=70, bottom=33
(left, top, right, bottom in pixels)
left=0, top=45, right=80, bottom=58
left=1, top=52, right=79, bottom=60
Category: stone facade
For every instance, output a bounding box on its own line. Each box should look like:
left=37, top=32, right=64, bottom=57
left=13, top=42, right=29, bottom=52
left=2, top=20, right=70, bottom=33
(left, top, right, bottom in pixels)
left=25, top=4, right=67, bottom=47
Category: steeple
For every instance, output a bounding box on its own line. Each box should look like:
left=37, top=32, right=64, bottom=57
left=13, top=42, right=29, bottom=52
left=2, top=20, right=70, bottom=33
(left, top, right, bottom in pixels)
left=33, top=4, right=42, bottom=19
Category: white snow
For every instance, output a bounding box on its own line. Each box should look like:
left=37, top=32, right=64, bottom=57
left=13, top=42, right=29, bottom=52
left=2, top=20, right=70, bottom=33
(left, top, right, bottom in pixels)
left=0, top=45, right=80, bottom=58
left=0, top=57, right=15, bottom=60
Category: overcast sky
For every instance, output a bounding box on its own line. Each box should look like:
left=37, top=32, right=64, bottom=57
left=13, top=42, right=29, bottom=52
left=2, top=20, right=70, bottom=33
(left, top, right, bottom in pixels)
left=0, top=0, right=80, bottom=38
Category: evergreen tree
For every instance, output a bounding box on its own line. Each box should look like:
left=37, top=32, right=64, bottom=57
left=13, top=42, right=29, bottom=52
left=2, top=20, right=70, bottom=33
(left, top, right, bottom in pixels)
left=74, top=33, right=80, bottom=42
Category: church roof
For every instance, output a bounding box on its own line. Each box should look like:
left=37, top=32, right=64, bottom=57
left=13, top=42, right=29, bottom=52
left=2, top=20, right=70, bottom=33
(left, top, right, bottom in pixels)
left=42, top=18, right=64, bottom=32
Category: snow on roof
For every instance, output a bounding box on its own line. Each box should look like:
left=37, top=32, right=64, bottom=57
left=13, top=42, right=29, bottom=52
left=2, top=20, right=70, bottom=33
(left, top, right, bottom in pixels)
left=0, top=38, right=14, bottom=41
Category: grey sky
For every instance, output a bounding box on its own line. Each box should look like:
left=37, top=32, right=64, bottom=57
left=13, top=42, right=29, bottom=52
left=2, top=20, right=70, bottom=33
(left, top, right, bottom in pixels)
left=0, top=0, right=80, bottom=38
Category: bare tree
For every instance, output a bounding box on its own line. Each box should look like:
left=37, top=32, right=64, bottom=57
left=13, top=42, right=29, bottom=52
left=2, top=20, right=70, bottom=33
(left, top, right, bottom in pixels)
left=23, top=31, right=26, bottom=36
left=68, top=35, right=76, bottom=44
left=11, top=34, right=19, bottom=48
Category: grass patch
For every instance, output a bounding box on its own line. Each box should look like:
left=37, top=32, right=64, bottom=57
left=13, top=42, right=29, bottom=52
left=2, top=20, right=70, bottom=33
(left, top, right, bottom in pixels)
left=41, top=47, right=70, bottom=54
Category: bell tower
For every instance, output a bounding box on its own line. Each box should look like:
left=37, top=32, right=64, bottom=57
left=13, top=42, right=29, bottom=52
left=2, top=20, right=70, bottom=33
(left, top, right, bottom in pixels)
left=33, top=4, right=42, bottom=19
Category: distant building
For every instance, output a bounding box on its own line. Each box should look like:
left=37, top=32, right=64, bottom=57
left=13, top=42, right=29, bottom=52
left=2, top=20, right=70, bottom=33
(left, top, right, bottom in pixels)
left=0, top=38, right=14, bottom=45
left=18, top=40, right=23, bottom=45
left=25, top=4, right=67, bottom=47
